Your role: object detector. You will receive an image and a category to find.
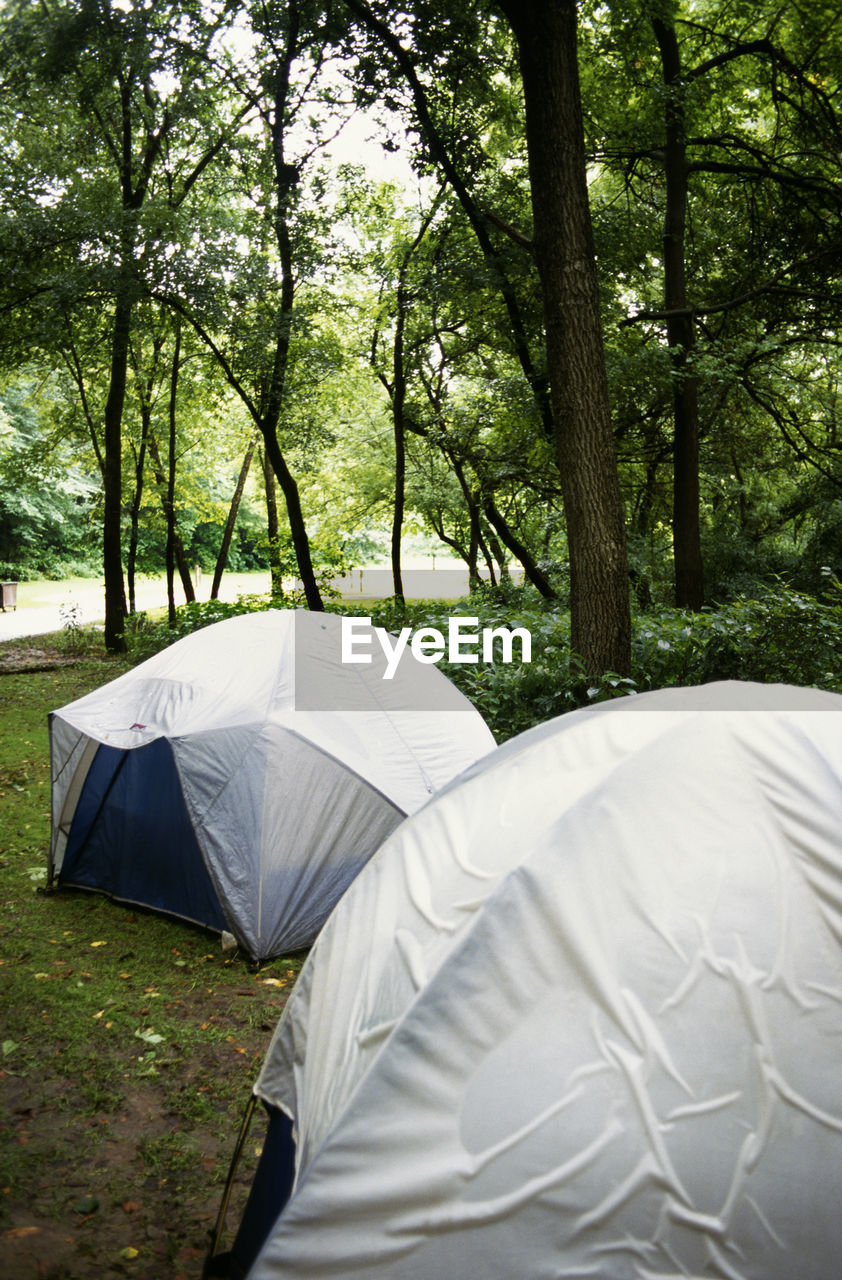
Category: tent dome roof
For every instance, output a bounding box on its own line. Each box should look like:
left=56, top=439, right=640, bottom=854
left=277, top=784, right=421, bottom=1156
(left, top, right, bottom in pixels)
left=49, top=610, right=495, bottom=959
left=251, top=680, right=842, bottom=1278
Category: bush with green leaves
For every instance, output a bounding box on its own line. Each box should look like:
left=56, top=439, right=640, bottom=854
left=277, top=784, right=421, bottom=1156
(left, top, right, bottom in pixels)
left=632, top=585, right=842, bottom=693
left=121, top=583, right=842, bottom=742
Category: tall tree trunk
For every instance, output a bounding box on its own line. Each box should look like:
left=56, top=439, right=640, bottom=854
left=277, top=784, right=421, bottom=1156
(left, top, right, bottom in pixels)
left=261, top=428, right=323, bottom=611
left=103, top=294, right=131, bottom=652
left=146, top=431, right=196, bottom=606
left=261, top=445, right=284, bottom=599
left=126, top=429, right=148, bottom=615
left=165, top=318, right=181, bottom=625
left=257, top=43, right=324, bottom=612
left=499, top=0, right=630, bottom=676
left=210, top=432, right=258, bottom=601
left=653, top=17, right=704, bottom=611
left=390, top=284, right=409, bottom=606
left=451, top=456, right=491, bottom=589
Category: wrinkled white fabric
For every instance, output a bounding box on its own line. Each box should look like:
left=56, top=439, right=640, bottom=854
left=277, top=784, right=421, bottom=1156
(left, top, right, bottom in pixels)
left=252, top=681, right=842, bottom=1279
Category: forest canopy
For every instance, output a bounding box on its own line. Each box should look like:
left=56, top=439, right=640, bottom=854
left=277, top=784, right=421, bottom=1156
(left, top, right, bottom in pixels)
left=1, top=0, right=840, bottom=673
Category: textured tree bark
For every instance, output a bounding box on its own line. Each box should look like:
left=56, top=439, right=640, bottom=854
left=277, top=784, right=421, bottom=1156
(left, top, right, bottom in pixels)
left=653, top=17, right=705, bottom=610
left=498, top=0, right=630, bottom=675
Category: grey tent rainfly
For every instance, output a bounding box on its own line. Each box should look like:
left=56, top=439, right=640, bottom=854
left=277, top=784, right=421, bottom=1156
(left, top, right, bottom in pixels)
left=48, top=609, right=495, bottom=963
left=212, top=681, right=842, bottom=1279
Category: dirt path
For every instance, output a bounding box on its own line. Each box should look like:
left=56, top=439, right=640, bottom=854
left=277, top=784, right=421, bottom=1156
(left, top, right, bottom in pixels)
left=0, top=574, right=273, bottom=642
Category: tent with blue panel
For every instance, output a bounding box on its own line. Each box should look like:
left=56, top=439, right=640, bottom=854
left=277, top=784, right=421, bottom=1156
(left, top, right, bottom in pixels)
left=209, top=680, right=842, bottom=1279
left=48, top=609, right=495, bottom=963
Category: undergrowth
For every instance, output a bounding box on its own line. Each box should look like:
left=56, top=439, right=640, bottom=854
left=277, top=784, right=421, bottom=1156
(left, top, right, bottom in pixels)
left=122, top=582, right=842, bottom=741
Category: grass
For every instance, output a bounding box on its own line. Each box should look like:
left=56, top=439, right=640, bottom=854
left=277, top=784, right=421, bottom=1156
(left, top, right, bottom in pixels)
left=0, top=635, right=304, bottom=1279
left=4, top=585, right=840, bottom=1275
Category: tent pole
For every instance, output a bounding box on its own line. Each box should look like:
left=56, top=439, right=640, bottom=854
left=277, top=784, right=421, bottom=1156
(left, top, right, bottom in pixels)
left=207, top=1092, right=258, bottom=1263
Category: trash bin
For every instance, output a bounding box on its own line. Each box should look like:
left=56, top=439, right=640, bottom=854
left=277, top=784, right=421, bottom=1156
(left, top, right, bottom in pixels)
left=1, top=582, right=18, bottom=611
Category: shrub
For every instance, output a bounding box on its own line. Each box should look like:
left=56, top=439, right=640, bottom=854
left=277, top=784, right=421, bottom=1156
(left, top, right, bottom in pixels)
left=632, top=585, right=842, bottom=693
left=122, top=584, right=842, bottom=742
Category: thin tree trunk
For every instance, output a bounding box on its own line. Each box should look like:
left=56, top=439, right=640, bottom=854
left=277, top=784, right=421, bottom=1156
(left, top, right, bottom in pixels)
left=165, top=318, right=182, bottom=624
left=261, top=445, right=284, bottom=599
left=103, top=294, right=131, bottom=652
left=478, top=529, right=498, bottom=586
left=146, top=431, right=195, bottom=606
left=127, top=327, right=166, bottom=617
left=483, top=496, right=556, bottom=600
left=390, top=283, right=409, bottom=606
left=427, top=513, right=472, bottom=569
left=261, top=429, right=323, bottom=610
left=653, top=17, right=705, bottom=611
left=126, top=429, right=148, bottom=615
left=500, top=0, right=630, bottom=676
left=451, top=457, right=489, bottom=589
left=210, top=432, right=258, bottom=601
left=258, top=39, right=323, bottom=612
left=484, top=525, right=509, bottom=582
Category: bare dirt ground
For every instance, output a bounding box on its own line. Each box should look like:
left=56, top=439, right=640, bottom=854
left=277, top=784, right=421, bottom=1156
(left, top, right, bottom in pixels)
left=0, top=976, right=286, bottom=1280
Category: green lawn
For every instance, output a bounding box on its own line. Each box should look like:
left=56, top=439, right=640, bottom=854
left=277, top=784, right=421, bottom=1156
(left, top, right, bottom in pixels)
left=0, top=637, right=302, bottom=1280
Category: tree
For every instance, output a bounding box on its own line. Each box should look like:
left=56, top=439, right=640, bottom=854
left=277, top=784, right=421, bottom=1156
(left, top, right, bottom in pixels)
left=585, top=0, right=842, bottom=606
left=158, top=0, right=374, bottom=611
left=651, top=14, right=705, bottom=610
left=0, top=376, right=99, bottom=578
left=495, top=0, right=631, bottom=674
left=0, top=0, right=249, bottom=648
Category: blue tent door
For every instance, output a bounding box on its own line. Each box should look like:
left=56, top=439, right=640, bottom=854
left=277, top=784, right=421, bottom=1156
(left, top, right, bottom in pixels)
left=61, top=738, right=228, bottom=933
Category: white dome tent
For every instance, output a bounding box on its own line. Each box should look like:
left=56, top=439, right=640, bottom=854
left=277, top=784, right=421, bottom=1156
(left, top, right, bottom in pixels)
left=48, top=609, right=495, bottom=962
left=219, top=681, right=842, bottom=1278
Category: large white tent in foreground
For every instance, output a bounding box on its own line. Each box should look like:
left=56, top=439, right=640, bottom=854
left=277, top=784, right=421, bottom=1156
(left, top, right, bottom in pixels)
left=231, top=680, right=842, bottom=1278
left=48, top=609, right=495, bottom=962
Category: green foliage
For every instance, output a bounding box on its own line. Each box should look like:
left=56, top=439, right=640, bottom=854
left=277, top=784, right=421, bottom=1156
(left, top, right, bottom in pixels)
left=1, top=0, right=841, bottom=665
left=123, top=595, right=272, bottom=663
left=0, top=379, right=101, bottom=579
left=632, top=585, right=842, bottom=693
left=352, top=586, right=842, bottom=736
left=119, top=582, right=842, bottom=740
